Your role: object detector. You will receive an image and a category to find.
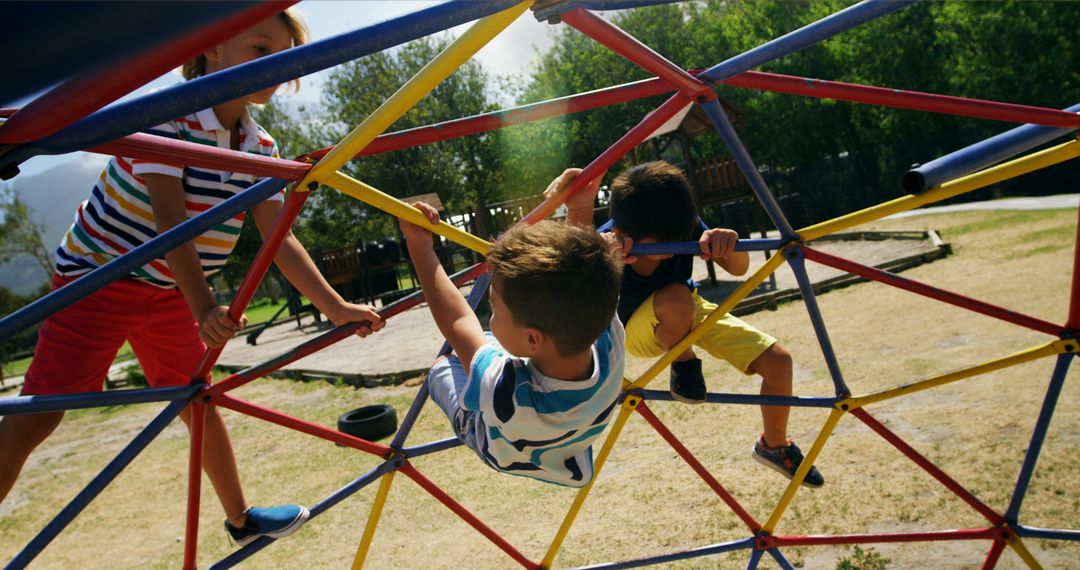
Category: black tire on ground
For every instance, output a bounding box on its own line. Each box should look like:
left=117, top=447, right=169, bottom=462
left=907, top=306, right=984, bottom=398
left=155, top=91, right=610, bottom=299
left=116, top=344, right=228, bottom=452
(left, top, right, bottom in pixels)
left=337, top=404, right=398, bottom=441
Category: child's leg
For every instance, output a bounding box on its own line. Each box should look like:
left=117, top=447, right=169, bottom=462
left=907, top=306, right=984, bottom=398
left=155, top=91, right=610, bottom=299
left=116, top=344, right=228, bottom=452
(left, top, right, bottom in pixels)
left=177, top=405, right=248, bottom=527
left=0, top=412, right=65, bottom=503
left=649, top=283, right=698, bottom=361
left=426, top=356, right=478, bottom=449
left=747, top=344, right=793, bottom=448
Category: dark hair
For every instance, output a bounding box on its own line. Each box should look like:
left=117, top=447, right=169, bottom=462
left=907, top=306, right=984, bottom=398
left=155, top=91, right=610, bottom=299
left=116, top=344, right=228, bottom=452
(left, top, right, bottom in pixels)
left=487, top=221, right=622, bottom=356
left=609, top=161, right=697, bottom=242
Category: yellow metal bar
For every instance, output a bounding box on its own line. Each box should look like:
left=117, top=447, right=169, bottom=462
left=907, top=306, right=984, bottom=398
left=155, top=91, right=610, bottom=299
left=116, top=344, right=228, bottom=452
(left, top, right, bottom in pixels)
left=351, top=470, right=398, bottom=570
left=628, top=252, right=787, bottom=390
left=541, top=395, right=641, bottom=568
left=326, top=170, right=492, bottom=255
left=846, top=340, right=1073, bottom=409
left=298, top=1, right=529, bottom=189
left=799, top=139, right=1080, bottom=241
left=762, top=407, right=844, bottom=533
left=1008, top=535, right=1044, bottom=570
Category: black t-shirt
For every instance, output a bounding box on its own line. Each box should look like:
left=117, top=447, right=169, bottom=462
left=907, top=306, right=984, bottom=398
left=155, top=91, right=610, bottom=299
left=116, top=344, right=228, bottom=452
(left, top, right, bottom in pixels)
left=598, top=219, right=707, bottom=324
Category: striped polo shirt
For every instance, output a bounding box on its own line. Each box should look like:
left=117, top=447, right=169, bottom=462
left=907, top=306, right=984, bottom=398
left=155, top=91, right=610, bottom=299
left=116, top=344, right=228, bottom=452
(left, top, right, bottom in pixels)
left=54, top=107, right=283, bottom=288
left=463, top=316, right=626, bottom=487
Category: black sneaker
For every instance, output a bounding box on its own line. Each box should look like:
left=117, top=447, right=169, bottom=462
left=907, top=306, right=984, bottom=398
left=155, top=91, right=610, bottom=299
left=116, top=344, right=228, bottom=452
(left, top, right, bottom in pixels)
left=751, top=438, right=825, bottom=488
left=225, top=505, right=310, bottom=547
left=669, top=358, right=707, bottom=404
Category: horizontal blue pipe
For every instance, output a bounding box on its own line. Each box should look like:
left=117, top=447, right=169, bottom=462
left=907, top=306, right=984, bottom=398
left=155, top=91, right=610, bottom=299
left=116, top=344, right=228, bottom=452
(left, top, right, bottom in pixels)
left=0, top=178, right=287, bottom=339
left=532, top=0, right=682, bottom=21
left=1013, top=525, right=1080, bottom=542
left=902, top=102, right=1080, bottom=193
left=638, top=389, right=837, bottom=408
left=0, top=384, right=199, bottom=416
left=1, top=3, right=255, bottom=106
left=7, top=398, right=188, bottom=569
left=630, top=238, right=787, bottom=256
left=210, top=459, right=398, bottom=569
left=1, top=0, right=519, bottom=171
left=402, top=437, right=464, bottom=459
left=699, top=0, right=914, bottom=82
left=575, top=537, right=755, bottom=569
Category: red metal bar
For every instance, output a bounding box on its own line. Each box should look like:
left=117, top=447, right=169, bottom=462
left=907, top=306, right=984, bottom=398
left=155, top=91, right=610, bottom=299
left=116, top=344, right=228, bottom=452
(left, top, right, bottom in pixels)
left=182, top=399, right=206, bottom=570
left=89, top=133, right=312, bottom=180
left=561, top=9, right=712, bottom=101
left=982, top=539, right=1007, bottom=569
left=398, top=461, right=541, bottom=569
left=301, top=77, right=678, bottom=162
left=0, top=2, right=296, bottom=144
left=207, top=261, right=488, bottom=397
left=720, top=71, right=1080, bottom=129
left=850, top=408, right=1005, bottom=525
left=635, top=401, right=761, bottom=532
left=193, top=190, right=309, bottom=379
left=1066, top=205, right=1080, bottom=330
left=765, top=527, right=997, bottom=548
left=213, top=393, right=391, bottom=457
left=521, top=92, right=691, bottom=225
left=801, top=246, right=1065, bottom=337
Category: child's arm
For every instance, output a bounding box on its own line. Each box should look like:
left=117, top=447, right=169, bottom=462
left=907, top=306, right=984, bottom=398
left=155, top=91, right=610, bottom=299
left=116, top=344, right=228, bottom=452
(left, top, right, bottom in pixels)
left=398, top=202, right=487, bottom=374
left=543, top=167, right=603, bottom=228
left=145, top=174, right=243, bottom=348
left=700, top=227, right=750, bottom=276
left=250, top=200, right=384, bottom=337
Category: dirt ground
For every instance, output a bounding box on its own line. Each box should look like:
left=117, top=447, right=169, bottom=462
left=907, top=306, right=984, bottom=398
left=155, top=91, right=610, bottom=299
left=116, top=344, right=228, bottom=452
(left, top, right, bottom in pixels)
left=2, top=207, right=1079, bottom=569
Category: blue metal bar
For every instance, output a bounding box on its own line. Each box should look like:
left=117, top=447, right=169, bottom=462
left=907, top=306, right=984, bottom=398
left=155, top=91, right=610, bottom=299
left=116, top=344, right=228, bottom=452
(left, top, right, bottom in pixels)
left=0, top=178, right=288, bottom=339
left=210, top=459, right=399, bottom=569
left=0, top=384, right=198, bottom=416
left=389, top=271, right=491, bottom=451
left=630, top=238, right=787, bottom=257
left=699, top=0, right=915, bottom=82
left=1, top=0, right=520, bottom=171
left=639, top=389, right=838, bottom=408
left=746, top=547, right=764, bottom=570
left=699, top=99, right=798, bottom=239
left=902, top=102, right=1080, bottom=193
left=0, top=3, right=257, bottom=106
left=784, top=248, right=851, bottom=396
left=1005, top=353, right=1074, bottom=522
left=1013, top=525, right=1080, bottom=542
left=574, top=537, right=755, bottom=569
left=6, top=397, right=189, bottom=569
left=533, top=0, right=682, bottom=22
left=402, top=437, right=464, bottom=459
left=767, top=548, right=796, bottom=570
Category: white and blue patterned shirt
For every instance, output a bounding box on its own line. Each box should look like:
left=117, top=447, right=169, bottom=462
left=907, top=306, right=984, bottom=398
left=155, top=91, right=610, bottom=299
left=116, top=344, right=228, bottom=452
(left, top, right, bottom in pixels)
left=463, top=316, right=626, bottom=487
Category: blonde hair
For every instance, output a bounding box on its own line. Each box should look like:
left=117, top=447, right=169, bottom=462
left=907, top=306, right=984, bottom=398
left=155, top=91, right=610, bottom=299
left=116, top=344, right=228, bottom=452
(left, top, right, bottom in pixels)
left=487, top=221, right=622, bottom=356
left=182, top=8, right=308, bottom=93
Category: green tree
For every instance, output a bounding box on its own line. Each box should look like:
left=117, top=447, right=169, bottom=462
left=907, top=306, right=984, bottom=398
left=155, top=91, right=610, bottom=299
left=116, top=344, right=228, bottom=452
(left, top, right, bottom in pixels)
left=0, top=184, right=53, bottom=277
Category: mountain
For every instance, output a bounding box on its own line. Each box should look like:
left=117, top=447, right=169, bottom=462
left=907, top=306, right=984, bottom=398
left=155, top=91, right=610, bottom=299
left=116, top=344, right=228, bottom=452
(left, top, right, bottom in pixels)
left=0, top=153, right=108, bottom=294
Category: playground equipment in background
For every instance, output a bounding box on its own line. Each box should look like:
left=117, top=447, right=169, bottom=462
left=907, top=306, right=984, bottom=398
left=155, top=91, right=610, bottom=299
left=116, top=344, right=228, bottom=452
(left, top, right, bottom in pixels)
left=1, top=1, right=1079, bottom=568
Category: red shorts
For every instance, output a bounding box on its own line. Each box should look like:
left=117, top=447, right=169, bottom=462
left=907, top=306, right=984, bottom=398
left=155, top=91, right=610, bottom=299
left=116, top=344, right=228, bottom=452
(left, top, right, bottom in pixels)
left=22, top=274, right=209, bottom=395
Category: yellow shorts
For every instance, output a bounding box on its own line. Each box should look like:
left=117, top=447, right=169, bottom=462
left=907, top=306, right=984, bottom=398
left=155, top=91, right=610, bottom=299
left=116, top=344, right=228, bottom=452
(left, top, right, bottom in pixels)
left=625, top=290, right=776, bottom=374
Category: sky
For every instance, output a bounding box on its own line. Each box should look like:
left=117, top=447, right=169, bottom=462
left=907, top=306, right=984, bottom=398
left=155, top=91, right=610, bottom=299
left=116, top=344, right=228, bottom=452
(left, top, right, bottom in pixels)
left=14, top=1, right=558, bottom=178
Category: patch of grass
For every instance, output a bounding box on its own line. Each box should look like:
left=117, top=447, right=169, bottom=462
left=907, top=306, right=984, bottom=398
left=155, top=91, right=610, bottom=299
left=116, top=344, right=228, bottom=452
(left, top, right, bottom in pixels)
left=836, top=546, right=890, bottom=570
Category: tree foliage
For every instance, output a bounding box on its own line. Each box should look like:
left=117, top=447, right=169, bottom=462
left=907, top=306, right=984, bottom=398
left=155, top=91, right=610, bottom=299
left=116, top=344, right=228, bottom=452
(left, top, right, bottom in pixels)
left=0, top=184, right=53, bottom=278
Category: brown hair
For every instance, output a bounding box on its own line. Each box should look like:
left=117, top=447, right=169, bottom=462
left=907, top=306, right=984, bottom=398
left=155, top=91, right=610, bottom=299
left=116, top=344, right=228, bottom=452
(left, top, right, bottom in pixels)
left=609, top=161, right=698, bottom=242
left=182, top=8, right=308, bottom=92
left=487, top=221, right=622, bottom=356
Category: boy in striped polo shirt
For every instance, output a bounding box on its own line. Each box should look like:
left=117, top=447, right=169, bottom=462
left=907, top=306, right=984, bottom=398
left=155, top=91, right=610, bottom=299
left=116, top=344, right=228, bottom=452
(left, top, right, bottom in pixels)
left=399, top=172, right=627, bottom=488
left=0, top=10, right=383, bottom=547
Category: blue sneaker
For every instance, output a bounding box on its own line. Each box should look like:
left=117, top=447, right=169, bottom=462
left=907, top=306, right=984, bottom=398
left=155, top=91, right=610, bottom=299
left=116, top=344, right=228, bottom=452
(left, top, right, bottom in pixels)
left=670, top=358, right=707, bottom=404
left=225, top=505, right=310, bottom=547
left=751, top=438, right=825, bottom=488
